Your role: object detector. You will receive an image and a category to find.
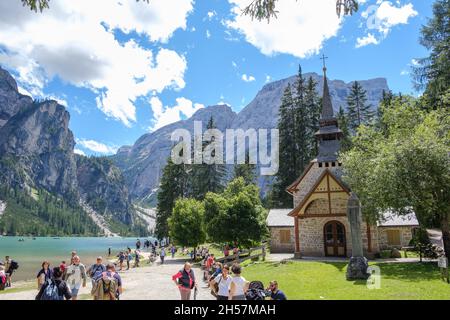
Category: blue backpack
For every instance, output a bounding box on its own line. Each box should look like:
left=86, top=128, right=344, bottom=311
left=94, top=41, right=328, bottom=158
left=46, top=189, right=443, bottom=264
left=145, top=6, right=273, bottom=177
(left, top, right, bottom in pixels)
left=40, top=280, right=63, bottom=300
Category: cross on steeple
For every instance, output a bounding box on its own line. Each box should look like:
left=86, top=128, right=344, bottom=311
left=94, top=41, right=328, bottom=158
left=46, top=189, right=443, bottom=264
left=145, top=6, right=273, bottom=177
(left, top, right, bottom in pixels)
left=321, top=54, right=329, bottom=76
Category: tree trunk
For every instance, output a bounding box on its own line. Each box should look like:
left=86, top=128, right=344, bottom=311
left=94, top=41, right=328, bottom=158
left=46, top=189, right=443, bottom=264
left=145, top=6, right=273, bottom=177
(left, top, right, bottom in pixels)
left=441, top=215, right=450, bottom=258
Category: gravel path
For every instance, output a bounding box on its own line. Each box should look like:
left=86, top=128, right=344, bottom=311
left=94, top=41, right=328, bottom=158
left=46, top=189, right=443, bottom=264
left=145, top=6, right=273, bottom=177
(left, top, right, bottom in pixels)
left=0, top=257, right=214, bottom=300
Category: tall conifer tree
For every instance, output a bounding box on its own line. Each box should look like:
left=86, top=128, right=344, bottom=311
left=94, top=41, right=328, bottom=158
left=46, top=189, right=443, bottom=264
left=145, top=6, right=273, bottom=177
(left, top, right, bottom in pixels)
left=346, top=81, right=374, bottom=132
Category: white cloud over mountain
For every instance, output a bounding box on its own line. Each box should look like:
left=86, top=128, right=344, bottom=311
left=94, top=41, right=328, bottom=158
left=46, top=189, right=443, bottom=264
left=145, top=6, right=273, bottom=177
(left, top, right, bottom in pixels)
left=0, top=0, right=193, bottom=126
left=226, top=0, right=343, bottom=58
left=149, top=97, right=204, bottom=131
left=76, top=139, right=118, bottom=155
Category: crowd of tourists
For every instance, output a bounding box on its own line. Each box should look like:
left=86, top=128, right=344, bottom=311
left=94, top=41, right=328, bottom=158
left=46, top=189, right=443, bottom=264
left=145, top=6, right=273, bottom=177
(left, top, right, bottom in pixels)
left=171, top=250, right=287, bottom=301
left=2, top=240, right=285, bottom=301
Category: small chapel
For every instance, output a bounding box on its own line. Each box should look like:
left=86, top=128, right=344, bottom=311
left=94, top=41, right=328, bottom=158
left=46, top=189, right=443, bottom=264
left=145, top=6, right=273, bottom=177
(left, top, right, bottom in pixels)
left=267, top=60, right=419, bottom=259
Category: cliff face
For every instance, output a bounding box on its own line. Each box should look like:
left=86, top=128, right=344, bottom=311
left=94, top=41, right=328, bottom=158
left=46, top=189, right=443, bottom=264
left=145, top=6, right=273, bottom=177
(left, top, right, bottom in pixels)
left=113, top=73, right=390, bottom=203
left=0, top=66, right=135, bottom=230
left=76, top=155, right=132, bottom=225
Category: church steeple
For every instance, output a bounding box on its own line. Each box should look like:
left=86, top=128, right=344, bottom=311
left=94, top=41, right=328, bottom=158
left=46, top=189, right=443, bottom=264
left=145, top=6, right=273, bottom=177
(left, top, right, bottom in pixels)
left=314, top=54, right=343, bottom=162
left=320, top=54, right=334, bottom=120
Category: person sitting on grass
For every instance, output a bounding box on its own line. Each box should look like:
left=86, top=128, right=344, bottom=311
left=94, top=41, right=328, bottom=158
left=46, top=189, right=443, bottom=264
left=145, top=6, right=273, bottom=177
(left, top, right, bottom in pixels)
left=267, top=280, right=287, bottom=300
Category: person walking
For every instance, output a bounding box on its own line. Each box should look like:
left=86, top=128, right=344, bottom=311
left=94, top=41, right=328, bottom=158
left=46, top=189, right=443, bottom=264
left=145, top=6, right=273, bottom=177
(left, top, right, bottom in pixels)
left=210, top=264, right=232, bottom=300
left=172, top=262, right=197, bottom=300
left=36, top=267, right=72, bottom=300
left=229, top=263, right=249, bottom=300
left=4, top=256, right=17, bottom=288
left=65, top=255, right=87, bottom=301
left=160, top=247, right=166, bottom=265
left=126, top=251, right=132, bottom=270
left=108, top=247, right=111, bottom=257
left=36, top=261, right=53, bottom=290
left=134, top=250, right=140, bottom=268
left=118, top=252, right=125, bottom=271
left=171, top=246, right=176, bottom=259
left=87, top=257, right=106, bottom=287
left=92, top=263, right=122, bottom=300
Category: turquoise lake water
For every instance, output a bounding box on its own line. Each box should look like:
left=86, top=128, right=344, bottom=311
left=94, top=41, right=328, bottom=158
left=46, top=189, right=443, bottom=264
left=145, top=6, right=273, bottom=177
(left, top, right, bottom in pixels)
left=0, top=236, right=155, bottom=281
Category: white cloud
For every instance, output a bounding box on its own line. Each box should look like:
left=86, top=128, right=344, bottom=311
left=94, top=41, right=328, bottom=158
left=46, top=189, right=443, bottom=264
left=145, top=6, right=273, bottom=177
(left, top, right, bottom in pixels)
left=400, top=70, right=409, bottom=76
left=265, top=75, right=272, bottom=83
left=355, top=33, right=380, bottom=48
left=0, top=0, right=192, bottom=127
left=206, top=30, right=211, bottom=39
left=207, top=11, right=217, bottom=20
left=150, top=97, right=204, bottom=131
left=362, top=1, right=418, bottom=36
left=74, top=149, right=86, bottom=156
left=76, top=139, right=118, bottom=154
left=226, top=0, right=343, bottom=58
left=242, top=74, right=256, bottom=82
left=232, top=61, right=238, bottom=68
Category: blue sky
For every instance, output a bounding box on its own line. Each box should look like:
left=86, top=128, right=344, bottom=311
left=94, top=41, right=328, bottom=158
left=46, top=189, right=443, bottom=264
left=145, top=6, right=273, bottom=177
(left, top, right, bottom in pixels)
left=0, top=0, right=432, bottom=155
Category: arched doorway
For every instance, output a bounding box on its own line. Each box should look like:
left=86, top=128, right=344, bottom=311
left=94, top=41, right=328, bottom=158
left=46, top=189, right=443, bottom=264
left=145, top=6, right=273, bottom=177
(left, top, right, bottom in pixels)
left=324, top=221, right=346, bottom=257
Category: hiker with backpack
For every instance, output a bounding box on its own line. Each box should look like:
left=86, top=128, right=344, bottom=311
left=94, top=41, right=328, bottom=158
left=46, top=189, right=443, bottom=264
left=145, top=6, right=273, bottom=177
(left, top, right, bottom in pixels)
left=87, top=257, right=106, bottom=287
left=4, top=256, right=18, bottom=288
left=92, top=263, right=122, bottom=300
left=172, top=262, right=197, bottom=300
left=36, top=267, right=72, bottom=300
left=229, top=263, right=249, bottom=300
left=37, top=261, right=53, bottom=290
left=210, top=264, right=232, bottom=300
left=65, top=255, right=87, bottom=300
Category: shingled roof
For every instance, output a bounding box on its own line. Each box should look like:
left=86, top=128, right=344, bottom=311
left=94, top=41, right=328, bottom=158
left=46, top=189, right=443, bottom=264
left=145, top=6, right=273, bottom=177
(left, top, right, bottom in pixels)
left=266, top=209, right=294, bottom=227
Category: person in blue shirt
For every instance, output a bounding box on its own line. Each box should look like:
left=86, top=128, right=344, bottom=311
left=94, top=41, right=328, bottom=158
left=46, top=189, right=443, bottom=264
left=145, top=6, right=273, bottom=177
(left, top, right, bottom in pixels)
left=267, top=280, right=287, bottom=300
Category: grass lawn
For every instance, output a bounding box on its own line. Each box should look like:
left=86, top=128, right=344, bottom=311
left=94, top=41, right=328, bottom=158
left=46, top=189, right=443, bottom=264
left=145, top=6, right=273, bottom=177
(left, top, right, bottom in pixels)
left=242, top=260, right=450, bottom=300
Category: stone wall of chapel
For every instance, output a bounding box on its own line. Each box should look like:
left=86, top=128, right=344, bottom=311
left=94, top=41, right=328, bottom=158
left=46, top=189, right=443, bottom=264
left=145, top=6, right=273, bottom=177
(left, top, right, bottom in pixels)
left=298, top=216, right=379, bottom=257
left=269, top=227, right=295, bottom=253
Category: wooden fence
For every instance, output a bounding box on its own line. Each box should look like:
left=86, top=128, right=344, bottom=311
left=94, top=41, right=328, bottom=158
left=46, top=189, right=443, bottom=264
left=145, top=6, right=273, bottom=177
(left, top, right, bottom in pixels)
left=215, top=244, right=267, bottom=264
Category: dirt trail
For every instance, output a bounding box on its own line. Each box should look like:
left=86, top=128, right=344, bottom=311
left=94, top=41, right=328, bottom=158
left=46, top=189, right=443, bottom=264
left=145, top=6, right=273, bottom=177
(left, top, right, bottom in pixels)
left=0, top=256, right=214, bottom=300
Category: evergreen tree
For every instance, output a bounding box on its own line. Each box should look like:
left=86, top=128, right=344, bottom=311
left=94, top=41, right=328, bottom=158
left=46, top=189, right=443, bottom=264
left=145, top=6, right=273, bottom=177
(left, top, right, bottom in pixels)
left=346, top=81, right=374, bottom=132
left=272, top=84, right=296, bottom=208
left=293, top=65, right=309, bottom=174
left=189, top=117, right=226, bottom=200
left=155, top=157, right=189, bottom=239
left=336, top=106, right=352, bottom=151
left=304, top=76, right=321, bottom=158
left=413, top=0, right=450, bottom=109
left=233, top=152, right=256, bottom=185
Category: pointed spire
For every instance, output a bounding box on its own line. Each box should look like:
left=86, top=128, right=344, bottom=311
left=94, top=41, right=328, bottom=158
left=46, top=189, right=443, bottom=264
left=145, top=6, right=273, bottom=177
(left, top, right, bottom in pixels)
left=320, top=54, right=334, bottom=119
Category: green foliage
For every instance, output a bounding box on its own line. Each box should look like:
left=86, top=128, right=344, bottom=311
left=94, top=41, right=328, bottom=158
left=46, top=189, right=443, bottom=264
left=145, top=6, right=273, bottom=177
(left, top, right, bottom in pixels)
left=271, top=70, right=321, bottom=208
left=0, top=185, right=99, bottom=236
left=242, top=0, right=358, bottom=22
left=168, top=198, right=206, bottom=248
left=155, top=157, right=189, bottom=239
left=336, top=106, right=352, bottom=151
left=21, top=0, right=49, bottom=12
left=346, top=81, right=374, bottom=133
left=188, top=116, right=227, bottom=200
left=233, top=152, right=257, bottom=185
left=203, top=178, right=268, bottom=248
left=413, top=0, right=450, bottom=109
left=340, top=97, right=450, bottom=255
